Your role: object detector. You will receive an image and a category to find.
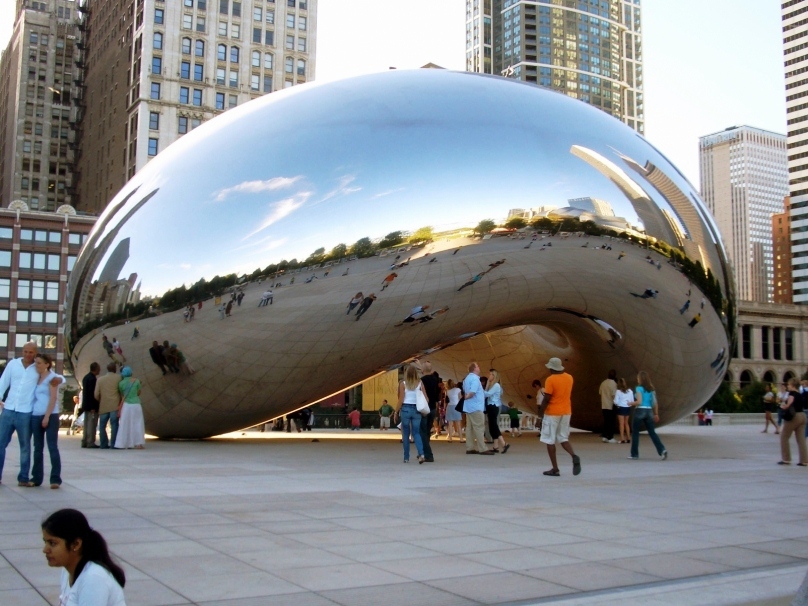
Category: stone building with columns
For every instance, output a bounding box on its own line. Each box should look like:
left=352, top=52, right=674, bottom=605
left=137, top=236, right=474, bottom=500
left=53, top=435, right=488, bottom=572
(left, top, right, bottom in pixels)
left=730, top=300, right=808, bottom=389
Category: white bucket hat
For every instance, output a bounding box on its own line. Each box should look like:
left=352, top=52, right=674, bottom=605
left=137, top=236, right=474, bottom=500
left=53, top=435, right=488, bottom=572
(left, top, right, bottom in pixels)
left=545, top=357, right=565, bottom=372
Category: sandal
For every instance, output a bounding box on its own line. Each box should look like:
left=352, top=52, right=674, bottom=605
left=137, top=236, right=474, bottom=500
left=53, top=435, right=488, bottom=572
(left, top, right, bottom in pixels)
left=543, top=469, right=560, bottom=476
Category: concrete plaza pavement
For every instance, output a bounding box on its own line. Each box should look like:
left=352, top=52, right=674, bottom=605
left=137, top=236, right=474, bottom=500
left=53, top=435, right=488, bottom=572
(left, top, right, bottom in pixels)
left=0, top=424, right=806, bottom=605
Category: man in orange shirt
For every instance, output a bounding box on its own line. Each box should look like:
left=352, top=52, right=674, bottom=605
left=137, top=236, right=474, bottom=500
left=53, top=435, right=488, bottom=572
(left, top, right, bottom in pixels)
left=538, top=357, right=581, bottom=477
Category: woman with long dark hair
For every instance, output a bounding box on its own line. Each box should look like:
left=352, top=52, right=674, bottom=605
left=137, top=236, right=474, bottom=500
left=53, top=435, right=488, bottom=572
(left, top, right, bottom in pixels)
left=628, top=371, right=668, bottom=460
left=41, top=508, right=126, bottom=605
left=30, top=353, right=61, bottom=488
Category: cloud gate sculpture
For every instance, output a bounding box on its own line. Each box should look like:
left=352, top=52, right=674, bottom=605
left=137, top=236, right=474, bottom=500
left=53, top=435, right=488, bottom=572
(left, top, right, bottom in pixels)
left=65, top=70, right=733, bottom=439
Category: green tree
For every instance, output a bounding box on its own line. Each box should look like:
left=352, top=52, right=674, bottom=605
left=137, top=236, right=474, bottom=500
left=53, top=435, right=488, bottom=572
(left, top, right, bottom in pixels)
left=350, top=237, right=376, bottom=258
left=328, top=243, right=348, bottom=260
left=473, top=219, right=496, bottom=235
left=531, top=217, right=555, bottom=231
left=306, top=247, right=326, bottom=264
left=505, top=217, right=527, bottom=229
left=409, top=226, right=434, bottom=243
left=378, top=231, right=404, bottom=249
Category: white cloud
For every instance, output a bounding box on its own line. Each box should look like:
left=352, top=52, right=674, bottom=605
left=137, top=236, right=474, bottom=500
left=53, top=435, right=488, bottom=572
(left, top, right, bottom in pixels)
left=242, top=192, right=311, bottom=241
left=213, top=176, right=302, bottom=202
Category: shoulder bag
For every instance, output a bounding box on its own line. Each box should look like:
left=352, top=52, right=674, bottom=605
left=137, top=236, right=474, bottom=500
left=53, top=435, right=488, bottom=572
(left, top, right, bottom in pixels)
left=415, top=383, right=430, bottom=416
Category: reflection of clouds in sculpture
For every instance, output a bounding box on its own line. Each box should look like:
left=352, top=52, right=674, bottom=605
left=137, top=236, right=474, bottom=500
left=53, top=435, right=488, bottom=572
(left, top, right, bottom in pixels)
left=243, top=193, right=312, bottom=241
left=317, top=174, right=362, bottom=204
left=212, top=176, right=303, bottom=202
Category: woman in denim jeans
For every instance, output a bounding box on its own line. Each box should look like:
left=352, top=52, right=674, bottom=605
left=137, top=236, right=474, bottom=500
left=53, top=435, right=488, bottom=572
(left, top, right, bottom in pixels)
left=394, top=364, right=426, bottom=463
left=30, top=354, right=61, bottom=488
left=628, top=371, right=667, bottom=460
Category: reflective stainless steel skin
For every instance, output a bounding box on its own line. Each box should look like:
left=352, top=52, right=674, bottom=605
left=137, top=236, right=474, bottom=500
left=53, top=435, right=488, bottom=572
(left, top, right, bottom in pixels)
left=65, top=70, right=733, bottom=439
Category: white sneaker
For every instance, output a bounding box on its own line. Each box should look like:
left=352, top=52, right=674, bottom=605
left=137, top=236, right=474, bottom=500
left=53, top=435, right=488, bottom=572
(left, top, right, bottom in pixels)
left=601, top=437, right=608, bottom=443
left=661, top=450, right=668, bottom=460
left=607, top=439, right=618, bottom=444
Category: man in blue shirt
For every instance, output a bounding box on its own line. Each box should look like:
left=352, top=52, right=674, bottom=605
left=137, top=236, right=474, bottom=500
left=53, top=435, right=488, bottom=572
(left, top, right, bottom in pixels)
left=462, top=361, right=495, bottom=455
left=0, top=342, right=64, bottom=485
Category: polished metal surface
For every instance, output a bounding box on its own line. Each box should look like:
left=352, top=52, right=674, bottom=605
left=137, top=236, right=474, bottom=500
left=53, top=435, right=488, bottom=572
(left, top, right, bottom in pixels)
left=65, top=70, right=733, bottom=438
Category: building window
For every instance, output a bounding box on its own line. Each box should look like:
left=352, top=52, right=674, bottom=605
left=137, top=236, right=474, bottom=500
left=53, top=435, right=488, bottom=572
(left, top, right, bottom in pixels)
left=18, top=280, right=31, bottom=299
left=182, top=37, right=192, bottom=54
left=265, top=30, right=274, bottom=46
left=231, top=24, right=240, bottom=39
left=149, top=111, right=159, bottom=130
left=218, top=21, right=227, bottom=36
left=297, top=37, right=306, bottom=52
left=230, top=46, right=239, bottom=63
left=198, top=0, right=207, bottom=10
left=194, top=63, right=204, bottom=81
left=287, top=0, right=295, bottom=6
left=47, top=254, right=59, bottom=271
left=195, top=40, right=205, bottom=56
left=183, top=14, right=193, bottom=29
left=773, top=327, right=782, bottom=361
left=761, top=326, right=769, bottom=360
left=251, top=74, right=259, bottom=90
left=285, top=56, right=293, bottom=73
left=151, top=82, right=161, bottom=99
left=179, top=116, right=188, bottom=134
left=263, top=75, right=272, bottom=92
left=298, top=16, right=306, bottom=30
left=180, top=87, right=189, bottom=103
left=229, top=70, right=238, bottom=86
left=19, top=252, right=31, bottom=268
left=219, top=0, right=228, bottom=14
left=216, top=67, right=226, bottom=84
left=197, top=16, right=206, bottom=31
left=181, top=61, right=191, bottom=79
left=0, top=278, right=9, bottom=298
left=184, top=0, right=194, bottom=6
left=285, top=34, right=294, bottom=50
left=297, top=58, right=305, bottom=76
left=152, top=56, right=162, bottom=75
left=20, top=229, right=32, bottom=241
left=0, top=228, right=12, bottom=240
left=46, top=281, right=58, bottom=301
left=232, top=1, right=241, bottom=17
left=253, top=7, right=262, bottom=20
left=215, top=92, right=225, bottom=109
left=192, top=118, right=201, bottom=129
left=251, top=50, right=260, bottom=67
left=153, top=32, right=163, bottom=49
left=0, top=310, right=8, bottom=321
left=155, top=8, right=164, bottom=23
left=148, top=138, right=159, bottom=156
left=229, top=94, right=238, bottom=108
left=66, top=256, right=76, bottom=271
left=193, top=89, right=203, bottom=106
left=46, top=311, right=57, bottom=324
left=786, top=327, right=794, bottom=360
left=217, top=44, right=227, bottom=61
left=266, top=10, right=274, bottom=24
left=30, top=32, right=38, bottom=45
left=741, top=324, right=751, bottom=359
left=264, top=53, right=273, bottom=69
left=0, top=251, right=11, bottom=268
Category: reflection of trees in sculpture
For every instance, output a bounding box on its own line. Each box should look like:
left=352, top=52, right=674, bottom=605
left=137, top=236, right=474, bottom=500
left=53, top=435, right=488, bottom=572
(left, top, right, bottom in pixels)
left=505, top=217, right=527, bottom=229
left=378, top=231, right=404, bottom=249
left=408, top=226, right=434, bottom=243
left=474, top=219, right=496, bottom=235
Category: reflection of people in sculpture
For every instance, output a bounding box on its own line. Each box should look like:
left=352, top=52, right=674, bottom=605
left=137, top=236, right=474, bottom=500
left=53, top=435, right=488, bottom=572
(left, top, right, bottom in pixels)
left=342, top=267, right=350, bottom=276
left=688, top=313, right=701, bottom=328
left=458, top=274, right=483, bottom=291
left=395, top=305, right=429, bottom=326
left=679, top=300, right=690, bottom=314
left=618, top=251, right=625, bottom=260
left=346, top=292, right=363, bottom=315
left=710, top=348, right=725, bottom=369
left=380, top=272, right=398, bottom=290
left=225, top=300, right=233, bottom=317
left=258, top=290, right=273, bottom=306
left=304, top=274, right=318, bottom=283
left=488, top=259, right=506, bottom=269
left=630, top=289, right=657, bottom=299
left=354, top=294, right=376, bottom=321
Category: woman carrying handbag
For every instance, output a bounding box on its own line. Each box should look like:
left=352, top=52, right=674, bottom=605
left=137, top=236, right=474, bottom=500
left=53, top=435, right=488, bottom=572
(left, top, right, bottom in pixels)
left=394, top=364, right=427, bottom=463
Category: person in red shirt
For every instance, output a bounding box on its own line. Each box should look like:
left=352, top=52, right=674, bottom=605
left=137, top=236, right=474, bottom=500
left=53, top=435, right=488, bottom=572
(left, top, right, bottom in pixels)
left=347, top=407, right=361, bottom=431
left=538, top=357, right=581, bottom=477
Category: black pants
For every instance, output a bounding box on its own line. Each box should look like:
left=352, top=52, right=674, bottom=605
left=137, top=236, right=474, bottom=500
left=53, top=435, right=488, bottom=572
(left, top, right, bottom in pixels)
left=601, top=408, right=616, bottom=440
left=420, top=411, right=434, bottom=460
left=486, top=406, right=502, bottom=440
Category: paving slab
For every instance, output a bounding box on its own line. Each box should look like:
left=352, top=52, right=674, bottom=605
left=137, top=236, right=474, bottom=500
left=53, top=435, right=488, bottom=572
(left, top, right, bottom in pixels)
left=0, top=424, right=805, bottom=605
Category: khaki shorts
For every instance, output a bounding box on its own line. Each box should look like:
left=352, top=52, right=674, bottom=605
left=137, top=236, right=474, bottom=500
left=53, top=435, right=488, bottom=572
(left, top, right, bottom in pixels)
left=380, top=416, right=391, bottom=428
left=540, top=414, right=571, bottom=444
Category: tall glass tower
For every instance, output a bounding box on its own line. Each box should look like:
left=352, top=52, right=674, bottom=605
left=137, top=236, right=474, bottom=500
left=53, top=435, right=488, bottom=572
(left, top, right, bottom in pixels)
left=466, top=0, right=644, bottom=134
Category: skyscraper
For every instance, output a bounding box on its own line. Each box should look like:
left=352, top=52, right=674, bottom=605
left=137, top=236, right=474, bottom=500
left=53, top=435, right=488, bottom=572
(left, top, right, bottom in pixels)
left=0, top=0, right=81, bottom=211
left=772, top=199, right=792, bottom=304
left=783, top=1, right=808, bottom=303
left=76, top=0, right=317, bottom=214
left=699, top=126, right=788, bottom=303
left=466, top=0, right=643, bottom=133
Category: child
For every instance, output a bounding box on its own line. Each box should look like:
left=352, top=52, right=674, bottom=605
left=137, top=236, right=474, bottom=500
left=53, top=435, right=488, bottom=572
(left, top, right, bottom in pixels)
left=347, top=407, right=361, bottom=431
left=506, top=401, right=522, bottom=436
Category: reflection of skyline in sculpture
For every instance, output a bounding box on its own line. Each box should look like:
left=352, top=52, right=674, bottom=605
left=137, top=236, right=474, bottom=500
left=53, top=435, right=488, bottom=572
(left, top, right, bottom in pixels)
left=98, top=238, right=130, bottom=283
left=570, top=145, right=679, bottom=247
left=568, top=197, right=615, bottom=217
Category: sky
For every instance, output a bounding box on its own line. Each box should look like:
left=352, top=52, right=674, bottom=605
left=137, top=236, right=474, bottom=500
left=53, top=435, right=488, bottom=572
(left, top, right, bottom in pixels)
left=0, top=0, right=787, bottom=189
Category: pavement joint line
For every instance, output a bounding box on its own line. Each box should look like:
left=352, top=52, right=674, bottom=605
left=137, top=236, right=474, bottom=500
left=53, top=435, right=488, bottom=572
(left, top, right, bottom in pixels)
left=505, top=561, right=808, bottom=605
